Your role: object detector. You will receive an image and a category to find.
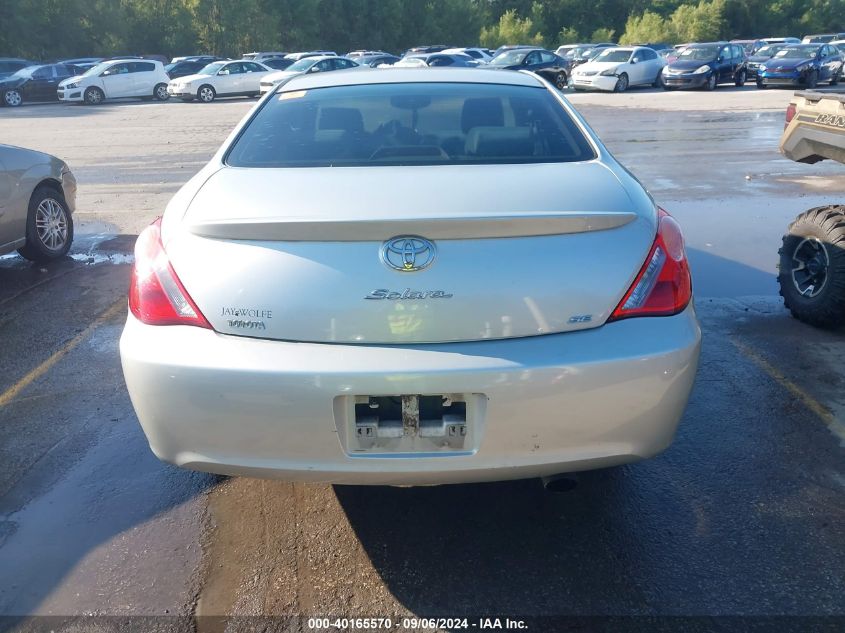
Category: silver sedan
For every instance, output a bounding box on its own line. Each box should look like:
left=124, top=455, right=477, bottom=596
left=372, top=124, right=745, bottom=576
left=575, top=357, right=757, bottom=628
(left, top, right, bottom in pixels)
left=0, top=144, right=76, bottom=261
left=120, top=68, right=701, bottom=485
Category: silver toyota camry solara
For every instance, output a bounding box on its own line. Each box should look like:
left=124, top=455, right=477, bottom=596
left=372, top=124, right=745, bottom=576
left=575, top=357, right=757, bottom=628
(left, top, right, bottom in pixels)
left=120, top=68, right=701, bottom=485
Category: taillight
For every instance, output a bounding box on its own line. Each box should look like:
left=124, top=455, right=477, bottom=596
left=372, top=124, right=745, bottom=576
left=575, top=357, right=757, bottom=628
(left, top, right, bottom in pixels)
left=609, top=208, right=692, bottom=321
left=128, top=218, right=211, bottom=328
left=785, top=103, right=797, bottom=128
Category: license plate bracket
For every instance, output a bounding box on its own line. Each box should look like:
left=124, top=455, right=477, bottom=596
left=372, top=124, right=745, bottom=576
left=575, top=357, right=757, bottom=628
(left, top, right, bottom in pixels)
left=342, top=393, right=478, bottom=455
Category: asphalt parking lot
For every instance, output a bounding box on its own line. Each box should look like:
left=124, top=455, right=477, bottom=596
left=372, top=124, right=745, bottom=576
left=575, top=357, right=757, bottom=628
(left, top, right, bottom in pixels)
left=0, top=86, right=844, bottom=631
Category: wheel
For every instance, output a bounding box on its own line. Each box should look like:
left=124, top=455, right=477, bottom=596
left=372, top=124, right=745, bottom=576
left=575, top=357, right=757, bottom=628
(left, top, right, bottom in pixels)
left=703, top=74, right=717, bottom=91
left=153, top=83, right=169, bottom=101
left=778, top=206, right=845, bottom=328
left=554, top=72, right=567, bottom=91
left=3, top=89, right=22, bottom=107
left=198, top=84, right=216, bottom=103
left=735, top=70, right=746, bottom=87
left=831, top=71, right=840, bottom=86
left=17, top=186, right=74, bottom=262
left=614, top=73, right=629, bottom=93
left=756, top=79, right=767, bottom=89
left=83, top=86, right=104, bottom=105
left=652, top=72, right=664, bottom=88
left=805, top=70, right=818, bottom=89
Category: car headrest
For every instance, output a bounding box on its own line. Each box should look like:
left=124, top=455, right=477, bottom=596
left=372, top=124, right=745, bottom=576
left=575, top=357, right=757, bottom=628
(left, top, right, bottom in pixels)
left=318, top=107, right=364, bottom=133
left=464, top=127, right=534, bottom=157
left=461, top=98, right=504, bottom=133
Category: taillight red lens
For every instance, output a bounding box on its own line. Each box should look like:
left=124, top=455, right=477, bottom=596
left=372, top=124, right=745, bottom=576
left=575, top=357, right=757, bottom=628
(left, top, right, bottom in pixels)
left=609, top=208, right=692, bottom=321
left=785, top=103, right=797, bottom=128
left=128, top=218, right=211, bottom=328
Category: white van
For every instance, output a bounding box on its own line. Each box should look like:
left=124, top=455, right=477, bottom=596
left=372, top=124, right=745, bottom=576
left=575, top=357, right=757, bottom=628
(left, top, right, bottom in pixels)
left=57, top=59, right=171, bottom=104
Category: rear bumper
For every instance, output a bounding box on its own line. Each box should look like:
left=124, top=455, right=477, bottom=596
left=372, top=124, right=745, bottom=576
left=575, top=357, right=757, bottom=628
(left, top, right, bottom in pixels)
left=120, top=305, right=701, bottom=485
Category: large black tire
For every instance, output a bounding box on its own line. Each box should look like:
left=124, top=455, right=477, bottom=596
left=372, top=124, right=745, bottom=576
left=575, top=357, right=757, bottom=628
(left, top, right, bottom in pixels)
left=17, top=185, right=74, bottom=262
left=831, top=71, right=840, bottom=86
left=703, top=73, right=717, bottom=91
left=652, top=72, right=664, bottom=88
left=756, top=79, right=767, bottom=89
left=778, top=206, right=845, bottom=328
left=805, top=70, right=818, bottom=89
left=735, top=69, right=746, bottom=87
left=83, top=86, right=104, bottom=105
left=554, top=72, right=567, bottom=91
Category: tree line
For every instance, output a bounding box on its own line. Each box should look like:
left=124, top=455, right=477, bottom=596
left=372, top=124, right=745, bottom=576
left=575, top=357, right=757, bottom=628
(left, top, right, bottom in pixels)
left=1, top=0, right=844, bottom=61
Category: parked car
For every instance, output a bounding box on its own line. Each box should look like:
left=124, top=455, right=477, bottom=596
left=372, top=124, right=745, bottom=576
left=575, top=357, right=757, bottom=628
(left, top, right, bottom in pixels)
left=571, top=46, right=665, bottom=92
left=261, top=57, right=295, bottom=71
left=168, top=59, right=272, bottom=102
left=170, top=55, right=222, bottom=66
left=0, top=144, right=76, bottom=262
left=404, top=45, right=450, bottom=55
left=0, top=58, right=34, bottom=79
left=757, top=43, right=843, bottom=88
left=567, top=43, right=616, bottom=67
left=492, top=44, right=536, bottom=57
left=802, top=34, right=845, bottom=44
left=172, top=55, right=214, bottom=63
left=396, top=53, right=479, bottom=68
left=731, top=39, right=760, bottom=54
left=57, top=57, right=103, bottom=71
left=1, top=63, right=83, bottom=106
left=346, top=50, right=389, bottom=59
left=259, top=56, right=360, bottom=94
left=661, top=42, right=747, bottom=90
left=442, top=47, right=493, bottom=63
left=165, top=59, right=215, bottom=79
left=284, top=51, right=337, bottom=61
left=745, top=43, right=787, bottom=80
left=555, top=44, right=584, bottom=58
left=488, top=47, right=571, bottom=90
left=658, top=49, right=680, bottom=63
left=242, top=52, right=287, bottom=61
left=119, top=68, right=700, bottom=485
left=57, top=59, right=171, bottom=104
left=635, top=42, right=673, bottom=52
left=356, top=53, right=401, bottom=68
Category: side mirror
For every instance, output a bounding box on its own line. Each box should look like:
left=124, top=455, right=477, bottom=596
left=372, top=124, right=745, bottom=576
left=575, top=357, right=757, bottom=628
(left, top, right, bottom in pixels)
left=718, top=56, right=725, bottom=63
left=631, top=58, right=639, bottom=64
left=309, top=66, right=321, bottom=73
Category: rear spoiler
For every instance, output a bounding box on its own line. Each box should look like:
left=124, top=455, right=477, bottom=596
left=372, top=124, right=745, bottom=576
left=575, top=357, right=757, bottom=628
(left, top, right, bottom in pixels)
left=187, top=212, right=638, bottom=241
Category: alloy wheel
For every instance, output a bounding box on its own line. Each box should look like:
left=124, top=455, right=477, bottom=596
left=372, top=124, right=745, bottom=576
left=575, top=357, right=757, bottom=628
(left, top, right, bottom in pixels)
left=4, top=90, right=22, bottom=107
left=791, top=237, right=830, bottom=298
left=35, top=198, right=69, bottom=252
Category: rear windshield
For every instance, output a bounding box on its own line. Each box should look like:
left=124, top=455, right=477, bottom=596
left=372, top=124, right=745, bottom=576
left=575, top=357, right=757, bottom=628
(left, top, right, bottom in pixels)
left=225, top=82, right=596, bottom=167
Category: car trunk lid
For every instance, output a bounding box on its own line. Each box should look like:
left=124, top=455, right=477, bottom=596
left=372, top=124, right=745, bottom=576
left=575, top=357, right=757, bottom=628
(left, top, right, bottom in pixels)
left=167, top=163, right=656, bottom=344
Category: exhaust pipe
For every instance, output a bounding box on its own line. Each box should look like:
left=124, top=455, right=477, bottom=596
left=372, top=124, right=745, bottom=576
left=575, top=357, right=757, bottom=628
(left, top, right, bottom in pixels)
left=541, top=473, right=579, bottom=493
